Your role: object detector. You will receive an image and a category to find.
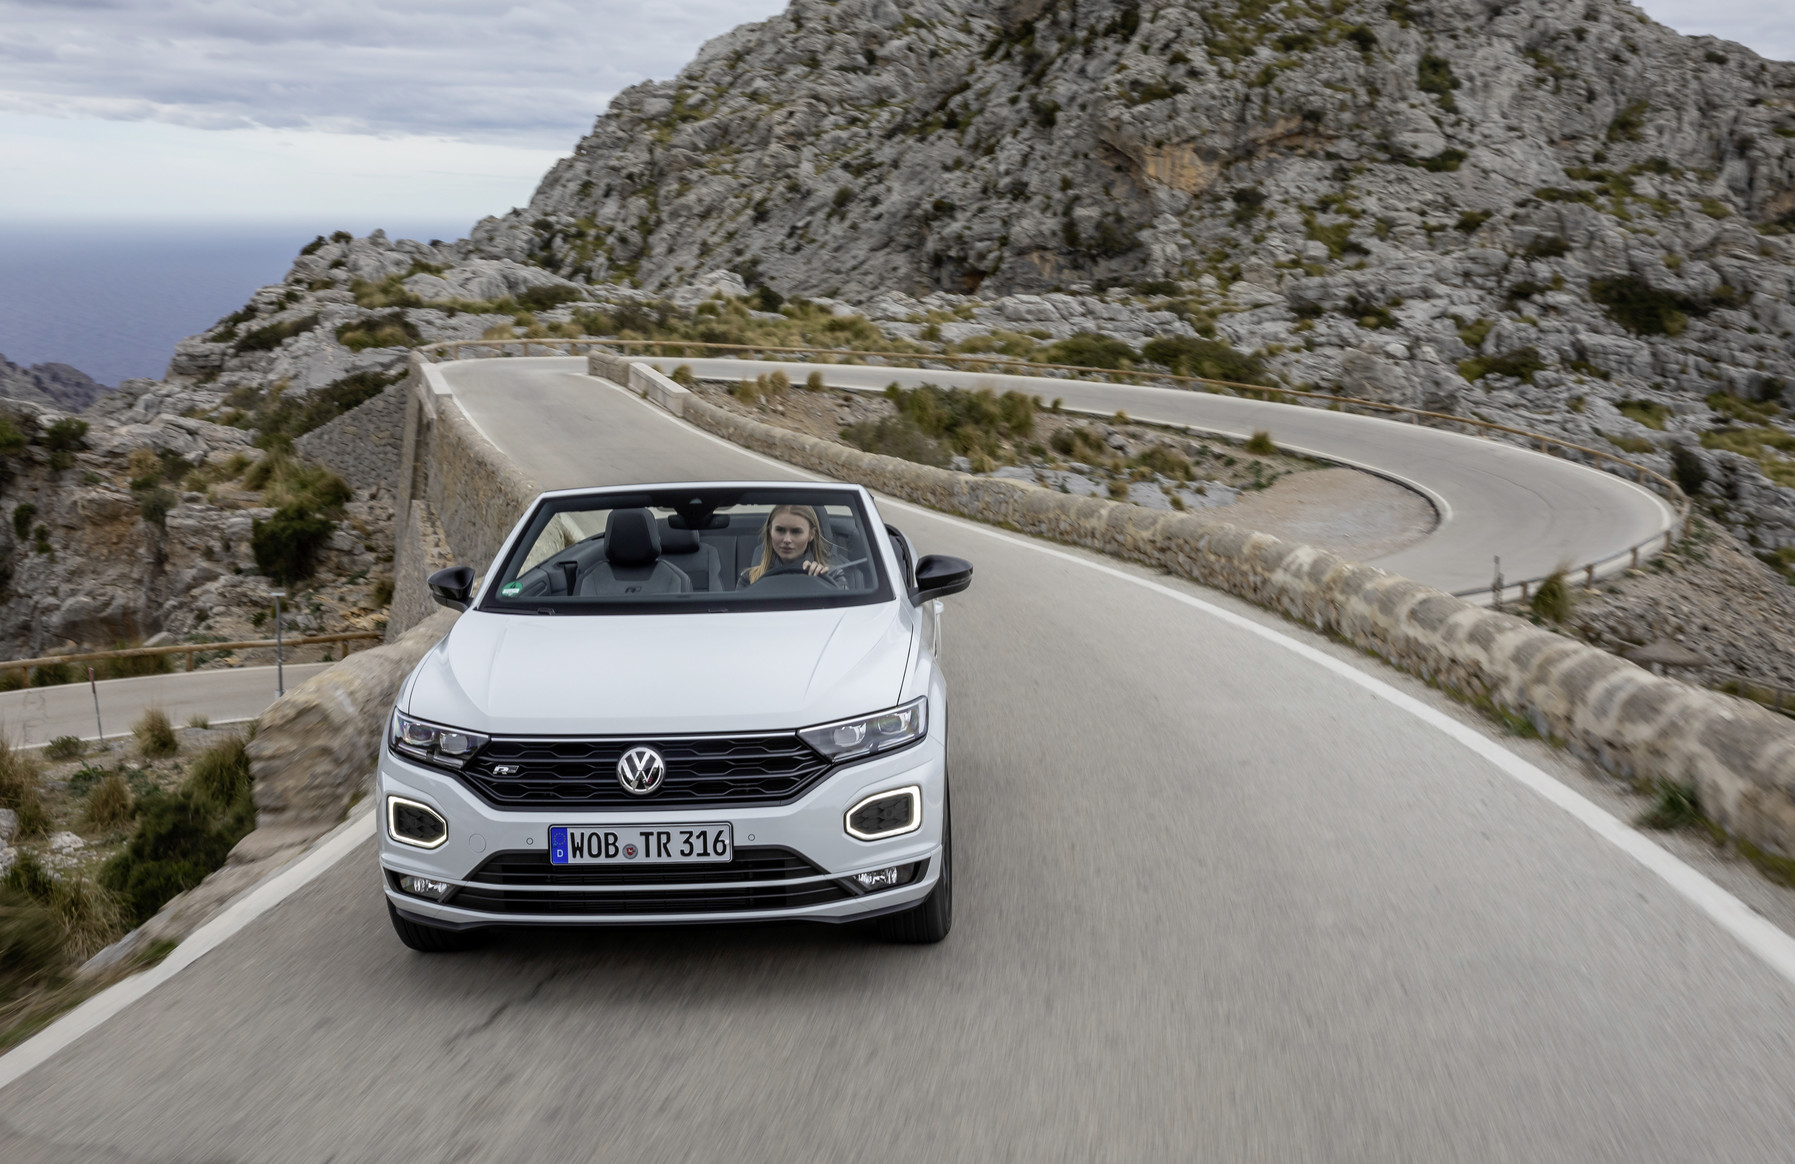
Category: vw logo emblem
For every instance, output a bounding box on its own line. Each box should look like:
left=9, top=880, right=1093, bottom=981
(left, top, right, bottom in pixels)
left=616, top=746, right=666, bottom=795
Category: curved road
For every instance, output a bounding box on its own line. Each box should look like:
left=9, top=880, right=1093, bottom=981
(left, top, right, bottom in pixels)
left=652, top=355, right=1676, bottom=598
left=2, top=360, right=1792, bottom=1162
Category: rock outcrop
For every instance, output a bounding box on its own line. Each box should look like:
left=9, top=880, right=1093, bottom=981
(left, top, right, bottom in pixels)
left=0, top=352, right=110, bottom=412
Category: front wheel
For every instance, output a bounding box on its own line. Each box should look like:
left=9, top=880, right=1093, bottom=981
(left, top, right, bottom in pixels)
left=877, top=792, right=952, bottom=944
left=388, top=901, right=484, bottom=953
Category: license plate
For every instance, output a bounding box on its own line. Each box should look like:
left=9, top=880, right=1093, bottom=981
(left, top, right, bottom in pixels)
left=548, top=824, right=732, bottom=865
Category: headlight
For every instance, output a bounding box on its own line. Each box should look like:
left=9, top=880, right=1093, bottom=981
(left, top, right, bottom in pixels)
left=800, top=698, right=927, bottom=762
left=389, top=710, right=489, bottom=770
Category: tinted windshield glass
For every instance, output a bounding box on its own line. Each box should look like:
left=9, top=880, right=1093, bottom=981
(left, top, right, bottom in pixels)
left=481, top=487, right=890, bottom=614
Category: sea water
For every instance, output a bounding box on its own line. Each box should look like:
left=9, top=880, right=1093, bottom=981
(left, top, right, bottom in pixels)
left=0, top=220, right=467, bottom=387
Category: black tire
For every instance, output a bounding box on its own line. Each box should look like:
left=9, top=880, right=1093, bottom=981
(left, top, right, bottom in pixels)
left=877, top=791, right=952, bottom=944
left=388, top=901, right=484, bottom=953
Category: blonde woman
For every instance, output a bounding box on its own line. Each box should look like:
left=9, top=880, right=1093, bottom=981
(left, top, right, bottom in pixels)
left=738, top=504, right=844, bottom=589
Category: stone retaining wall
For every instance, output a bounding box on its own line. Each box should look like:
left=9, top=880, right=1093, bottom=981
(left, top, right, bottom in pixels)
left=580, top=356, right=1795, bottom=863
left=293, top=382, right=407, bottom=497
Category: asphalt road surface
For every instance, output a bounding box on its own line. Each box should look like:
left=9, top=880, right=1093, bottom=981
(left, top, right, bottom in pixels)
left=0, top=664, right=334, bottom=749
left=656, top=354, right=1676, bottom=598
left=2, top=361, right=1791, bottom=1162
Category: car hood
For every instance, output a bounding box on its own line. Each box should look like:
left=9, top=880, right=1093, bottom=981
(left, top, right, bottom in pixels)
left=404, top=603, right=916, bottom=735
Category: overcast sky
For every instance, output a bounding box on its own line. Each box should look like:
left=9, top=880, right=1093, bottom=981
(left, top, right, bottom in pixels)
left=0, top=0, right=1788, bottom=228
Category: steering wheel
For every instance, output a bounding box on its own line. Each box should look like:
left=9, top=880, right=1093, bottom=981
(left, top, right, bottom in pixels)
left=823, top=556, right=869, bottom=578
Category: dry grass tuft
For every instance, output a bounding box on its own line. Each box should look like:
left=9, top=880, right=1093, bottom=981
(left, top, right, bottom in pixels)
left=83, top=774, right=135, bottom=832
left=0, top=738, right=48, bottom=838
left=133, top=709, right=179, bottom=759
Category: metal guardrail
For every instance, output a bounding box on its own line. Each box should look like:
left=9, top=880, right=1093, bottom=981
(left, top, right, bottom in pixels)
left=415, top=336, right=1690, bottom=603
left=2, top=631, right=384, bottom=679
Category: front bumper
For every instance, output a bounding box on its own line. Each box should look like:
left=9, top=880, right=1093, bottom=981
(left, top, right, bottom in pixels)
left=376, top=735, right=945, bottom=927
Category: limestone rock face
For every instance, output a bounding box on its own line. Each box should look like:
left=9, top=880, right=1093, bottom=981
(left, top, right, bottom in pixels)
left=0, top=352, right=110, bottom=411
left=247, top=608, right=459, bottom=827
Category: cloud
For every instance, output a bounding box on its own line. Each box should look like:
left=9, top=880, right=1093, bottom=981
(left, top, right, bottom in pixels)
left=0, top=0, right=786, bottom=147
left=1637, top=1, right=1795, bottom=61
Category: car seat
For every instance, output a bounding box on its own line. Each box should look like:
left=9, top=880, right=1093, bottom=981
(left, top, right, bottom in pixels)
left=577, top=509, right=692, bottom=596
left=657, top=519, right=724, bottom=592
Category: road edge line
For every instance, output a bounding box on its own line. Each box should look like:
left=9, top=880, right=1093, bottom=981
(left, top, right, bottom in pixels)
left=0, top=808, right=376, bottom=1092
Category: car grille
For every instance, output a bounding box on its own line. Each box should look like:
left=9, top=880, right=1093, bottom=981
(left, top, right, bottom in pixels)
left=448, top=847, right=850, bottom=915
left=457, top=733, right=832, bottom=809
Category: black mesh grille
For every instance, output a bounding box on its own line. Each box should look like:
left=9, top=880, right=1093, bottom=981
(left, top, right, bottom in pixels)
left=450, top=847, right=847, bottom=915
left=392, top=801, right=445, bottom=843
left=456, top=734, right=832, bottom=809
left=848, top=792, right=914, bottom=837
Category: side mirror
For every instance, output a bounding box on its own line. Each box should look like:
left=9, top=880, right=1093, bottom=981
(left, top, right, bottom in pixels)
left=911, top=555, right=972, bottom=604
left=428, top=565, right=476, bottom=612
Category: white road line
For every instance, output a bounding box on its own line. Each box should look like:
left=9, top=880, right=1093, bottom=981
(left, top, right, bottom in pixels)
left=0, top=809, right=375, bottom=1092
left=601, top=369, right=1795, bottom=989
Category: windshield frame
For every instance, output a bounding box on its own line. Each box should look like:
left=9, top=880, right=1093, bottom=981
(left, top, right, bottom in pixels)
left=475, top=483, right=895, bottom=616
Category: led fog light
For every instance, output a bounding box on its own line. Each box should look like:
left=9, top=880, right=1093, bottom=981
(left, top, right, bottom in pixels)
left=399, top=875, right=455, bottom=902
left=852, top=866, right=901, bottom=891
left=841, top=861, right=922, bottom=896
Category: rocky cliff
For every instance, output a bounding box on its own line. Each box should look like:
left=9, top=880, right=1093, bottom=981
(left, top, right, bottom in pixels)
left=0, top=353, right=110, bottom=412
left=98, top=0, right=1795, bottom=559
left=483, top=0, right=1795, bottom=298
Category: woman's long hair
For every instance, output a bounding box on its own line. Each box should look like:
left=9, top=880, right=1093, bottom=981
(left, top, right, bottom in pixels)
left=748, top=504, right=831, bottom=583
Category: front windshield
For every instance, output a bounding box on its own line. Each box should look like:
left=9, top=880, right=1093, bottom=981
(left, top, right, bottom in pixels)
left=480, top=486, right=891, bottom=614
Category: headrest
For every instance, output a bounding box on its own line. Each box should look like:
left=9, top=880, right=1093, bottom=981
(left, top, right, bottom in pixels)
left=657, top=520, right=699, bottom=552
left=605, top=508, right=661, bottom=565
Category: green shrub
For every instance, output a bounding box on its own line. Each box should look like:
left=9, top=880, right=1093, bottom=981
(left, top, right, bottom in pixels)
left=0, top=417, right=27, bottom=456
left=1616, top=399, right=1671, bottom=429
left=0, top=883, right=63, bottom=1000
left=1044, top=332, right=1137, bottom=370
left=1141, top=336, right=1268, bottom=384
left=136, top=486, right=177, bottom=528
left=1133, top=445, right=1194, bottom=480
left=1244, top=430, right=1276, bottom=455
left=29, top=662, right=71, bottom=688
left=1051, top=426, right=1113, bottom=464
left=840, top=417, right=952, bottom=467
left=336, top=312, right=421, bottom=352
left=1607, top=100, right=1648, bottom=142
left=1671, top=445, right=1708, bottom=495
left=348, top=275, right=423, bottom=310
left=251, top=370, right=404, bottom=448
left=1529, top=569, right=1572, bottom=622
left=84, top=773, right=135, bottom=831
left=43, top=736, right=83, bottom=762
left=1590, top=277, right=1692, bottom=336
left=234, top=314, right=320, bottom=353
left=513, top=284, right=585, bottom=312
left=371, top=577, right=394, bottom=606
left=246, top=453, right=352, bottom=513
left=1459, top=347, right=1546, bottom=384
left=133, top=708, right=178, bottom=759
left=185, top=735, right=251, bottom=809
left=42, top=418, right=88, bottom=470
left=1455, top=210, right=1492, bottom=233
left=0, top=738, right=48, bottom=838
left=1636, top=781, right=1699, bottom=830
left=1602, top=432, right=1655, bottom=454
left=97, top=649, right=172, bottom=681
left=1417, top=53, right=1460, bottom=111
left=10, top=502, right=35, bottom=541
left=251, top=506, right=336, bottom=584
left=100, top=786, right=254, bottom=927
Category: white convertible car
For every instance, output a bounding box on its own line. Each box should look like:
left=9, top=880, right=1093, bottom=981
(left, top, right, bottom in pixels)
left=377, top=482, right=972, bottom=949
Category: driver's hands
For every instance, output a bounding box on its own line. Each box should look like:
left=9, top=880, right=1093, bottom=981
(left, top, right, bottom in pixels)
left=801, top=560, right=828, bottom=576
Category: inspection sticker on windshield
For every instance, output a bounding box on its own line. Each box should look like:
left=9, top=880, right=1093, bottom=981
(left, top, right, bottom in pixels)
left=500, top=581, right=523, bottom=597
left=549, top=824, right=732, bottom=864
